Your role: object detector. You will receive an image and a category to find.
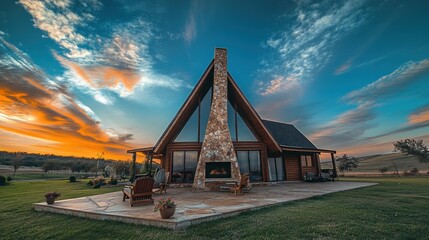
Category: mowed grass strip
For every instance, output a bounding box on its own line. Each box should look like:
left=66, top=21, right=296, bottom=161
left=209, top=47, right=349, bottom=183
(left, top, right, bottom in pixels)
left=0, top=177, right=428, bottom=239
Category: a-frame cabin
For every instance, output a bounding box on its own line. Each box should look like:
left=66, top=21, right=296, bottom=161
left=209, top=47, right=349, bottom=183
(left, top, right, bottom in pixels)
left=128, top=48, right=336, bottom=189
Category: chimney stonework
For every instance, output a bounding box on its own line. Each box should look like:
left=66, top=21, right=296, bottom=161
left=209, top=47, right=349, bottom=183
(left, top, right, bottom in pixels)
left=193, top=48, right=241, bottom=190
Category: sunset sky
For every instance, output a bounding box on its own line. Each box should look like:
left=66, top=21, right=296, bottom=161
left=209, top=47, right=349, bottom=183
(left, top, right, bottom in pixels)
left=1, top=0, right=429, bottom=160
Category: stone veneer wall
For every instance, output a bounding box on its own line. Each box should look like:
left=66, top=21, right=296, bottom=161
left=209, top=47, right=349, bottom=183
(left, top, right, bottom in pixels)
left=193, top=48, right=241, bottom=190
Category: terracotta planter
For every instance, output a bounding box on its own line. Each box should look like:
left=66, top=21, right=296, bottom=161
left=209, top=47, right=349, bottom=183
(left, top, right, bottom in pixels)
left=46, top=197, right=55, bottom=205
left=159, top=206, right=175, bottom=219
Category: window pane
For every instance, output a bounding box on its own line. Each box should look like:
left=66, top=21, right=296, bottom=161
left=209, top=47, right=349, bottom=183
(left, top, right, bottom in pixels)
left=236, top=151, right=249, bottom=173
left=306, top=155, right=312, bottom=167
left=301, top=155, right=306, bottom=166
left=199, top=87, right=212, bottom=142
left=174, top=108, right=198, bottom=142
left=172, top=151, right=185, bottom=183
left=275, top=157, right=285, bottom=181
left=228, top=101, right=236, bottom=141
left=184, top=151, right=198, bottom=183
left=249, top=151, right=262, bottom=181
left=268, top=158, right=277, bottom=181
left=236, top=112, right=257, bottom=141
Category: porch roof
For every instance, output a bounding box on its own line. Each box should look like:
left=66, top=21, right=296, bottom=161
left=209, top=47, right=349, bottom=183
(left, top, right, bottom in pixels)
left=127, top=147, right=154, bottom=153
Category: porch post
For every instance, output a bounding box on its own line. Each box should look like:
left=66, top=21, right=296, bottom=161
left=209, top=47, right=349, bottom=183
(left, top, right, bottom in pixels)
left=131, top=152, right=136, bottom=183
left=330, top=152, right=337, bottom=179
left=148, top=152, right=153, bottom=177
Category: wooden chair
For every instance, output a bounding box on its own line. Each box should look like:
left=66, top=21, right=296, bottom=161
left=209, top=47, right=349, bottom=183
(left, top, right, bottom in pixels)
left=153, top=171, right=170, bottom=195
left=122, top=177, right=154, bottom=206
left=231, top=174, right=251, bottom=196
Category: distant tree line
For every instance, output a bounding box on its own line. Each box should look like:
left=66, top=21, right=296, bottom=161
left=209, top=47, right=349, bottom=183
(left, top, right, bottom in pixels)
left=0, top=151, right=132, bottom=176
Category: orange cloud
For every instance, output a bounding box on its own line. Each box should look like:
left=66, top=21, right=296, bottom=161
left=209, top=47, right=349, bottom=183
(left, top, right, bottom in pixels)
left=55, top=53, right=141, bottom=95
left=409, top=108, right=429, bottom=124
left=0, top=41, right=135, bottom=160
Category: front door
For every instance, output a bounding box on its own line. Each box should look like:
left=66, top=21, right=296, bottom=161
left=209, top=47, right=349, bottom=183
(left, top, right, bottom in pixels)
left=284, top=154, right=301, bottom=180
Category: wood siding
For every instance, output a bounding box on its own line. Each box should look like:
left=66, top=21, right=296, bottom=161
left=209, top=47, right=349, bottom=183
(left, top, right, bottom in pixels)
left=283, top=152, right=301, bottom=181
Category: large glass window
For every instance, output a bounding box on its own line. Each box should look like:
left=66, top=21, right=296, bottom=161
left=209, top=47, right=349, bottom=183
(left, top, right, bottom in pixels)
left=228, top=100, right=258, bottom=142
left=301, top=155, right=313, bottom=167
left=175, top=88, right=212, bottom=142
left=199, top=88, right=212, bottom=142
left=172, top=151, right=198, bottom=183
left=268, top=157, right=285, bottom=181
left=236, top=113, right=257, bottom=141
left=237, top=150, right=262, bottom=181
left=174, top=109, right=198, bottom=142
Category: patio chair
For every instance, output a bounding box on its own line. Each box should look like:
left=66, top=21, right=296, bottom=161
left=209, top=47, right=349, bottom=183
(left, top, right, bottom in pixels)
left=231, top=174, right=251, bottom=196
left=305, top=172, right=323, bottom=182
left=122, top=177, right=154, bottom=206
left=153, top=171, right=170, bottom=195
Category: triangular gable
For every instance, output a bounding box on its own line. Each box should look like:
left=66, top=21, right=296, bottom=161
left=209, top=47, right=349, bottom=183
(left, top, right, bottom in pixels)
left=153, top=60, right=214, bottom=153
left=227, top=74, right=282, bottom=153
left=153, top=60, right=282, bottom=154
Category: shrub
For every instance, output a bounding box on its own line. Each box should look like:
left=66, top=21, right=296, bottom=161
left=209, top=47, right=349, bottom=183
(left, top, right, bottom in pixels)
left=69, top=176, right=77, bottom=182
left=0, top=175, right=6, bottom=186
left=44, top=192, right=61, bottom=199
left=7, top=176, right=13, bottom=181
left=109, top=177, right=118, bottom=185
left=88, top=176, right=105, bottom=188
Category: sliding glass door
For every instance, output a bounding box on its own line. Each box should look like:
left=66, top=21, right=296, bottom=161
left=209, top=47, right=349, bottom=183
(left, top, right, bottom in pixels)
left=172, top=151, right=198, bottom=183
left=268, top=157, right=285, bottom=181
left=237, top=150, right=262, bottom=181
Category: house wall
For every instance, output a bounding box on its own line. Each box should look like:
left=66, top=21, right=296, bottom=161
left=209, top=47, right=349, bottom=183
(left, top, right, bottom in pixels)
left=164, top=142, right=268, bottom=183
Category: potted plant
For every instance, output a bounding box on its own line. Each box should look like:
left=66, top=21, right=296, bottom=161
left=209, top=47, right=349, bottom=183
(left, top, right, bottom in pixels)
left=44, top=192, right=61, bottom=204
left=154, top=197, right=176, bottom=219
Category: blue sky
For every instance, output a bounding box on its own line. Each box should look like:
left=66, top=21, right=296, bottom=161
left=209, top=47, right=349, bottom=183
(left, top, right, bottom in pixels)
left=0, top=0, right=428, bottom=159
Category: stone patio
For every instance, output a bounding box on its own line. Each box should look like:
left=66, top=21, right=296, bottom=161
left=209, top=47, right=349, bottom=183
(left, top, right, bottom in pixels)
left=33, top=181, right=376, bottom=230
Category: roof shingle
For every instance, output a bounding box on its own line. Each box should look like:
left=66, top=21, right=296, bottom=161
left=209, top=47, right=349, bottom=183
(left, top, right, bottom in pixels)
left=262, top=119, right=317, bottom=150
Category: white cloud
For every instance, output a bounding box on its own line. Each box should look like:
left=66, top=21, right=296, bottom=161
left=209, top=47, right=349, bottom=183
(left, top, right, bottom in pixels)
left=311, top=58, right=429, bottom=149
left=19, top=0, right=96, bottom=61
left=184, top=14, right=196, bottom=44
left=259, top=0, right=372, bottom=95
left=21, top=1, right=184, bottom=105
left=344, top=59, right=429, bottom=104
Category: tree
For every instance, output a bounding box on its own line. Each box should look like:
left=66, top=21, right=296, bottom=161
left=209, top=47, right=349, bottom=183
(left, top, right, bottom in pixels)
left=379, top=167, right=389, bottom=175
left=71, top=161, right=82, bottom=174
left=336, top=154, right=359, bottom=174
left=42, top=160, right=57, bottom=174
left=393, top=139, right=429, bottom=163
left=11, top=154, right=24, bottom=176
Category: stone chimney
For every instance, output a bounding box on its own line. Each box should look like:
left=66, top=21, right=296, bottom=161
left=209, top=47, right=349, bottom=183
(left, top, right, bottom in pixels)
left=193, top=48, right=241, bottom=190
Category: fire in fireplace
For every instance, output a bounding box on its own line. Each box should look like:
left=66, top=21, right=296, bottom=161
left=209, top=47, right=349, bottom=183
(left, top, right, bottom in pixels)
left=205, top=162, right=232, bottom=178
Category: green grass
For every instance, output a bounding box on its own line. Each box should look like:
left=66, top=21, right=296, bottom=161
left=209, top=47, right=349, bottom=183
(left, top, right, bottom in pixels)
left=1, top=177, right=428, bottom=239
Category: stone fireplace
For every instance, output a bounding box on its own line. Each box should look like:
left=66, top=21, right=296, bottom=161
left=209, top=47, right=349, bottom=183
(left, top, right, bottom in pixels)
left=193, top=48, right=241, bottom=190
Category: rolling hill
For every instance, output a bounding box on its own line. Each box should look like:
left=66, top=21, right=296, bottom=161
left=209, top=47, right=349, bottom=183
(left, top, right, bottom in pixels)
left=322, top=153, right=429, bottom=175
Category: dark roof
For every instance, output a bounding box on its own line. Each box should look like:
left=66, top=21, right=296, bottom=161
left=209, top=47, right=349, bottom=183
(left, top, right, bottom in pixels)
left=262, top=119, right=317, bottom=150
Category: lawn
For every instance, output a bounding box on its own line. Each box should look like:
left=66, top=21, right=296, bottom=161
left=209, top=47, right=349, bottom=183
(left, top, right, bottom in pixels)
left=0, top=177, right=428, bottom=239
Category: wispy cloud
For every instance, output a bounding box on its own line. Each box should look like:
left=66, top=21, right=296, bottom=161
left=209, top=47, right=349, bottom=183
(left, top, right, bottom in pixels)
left=343, top=59, right=429, bottom=104
left=19, top=0, right=99, bottom=60
left=0, top=37, right=132, bottom=159
left=311, top=59, right=429, bottom=149
left=259, top=0, right=373, bottom=96
left=184, top=14, right=196, bottom=44
left=409, top=105, right=429, bottom=125
left=20, top=1, right=184, bottom=105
